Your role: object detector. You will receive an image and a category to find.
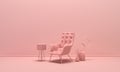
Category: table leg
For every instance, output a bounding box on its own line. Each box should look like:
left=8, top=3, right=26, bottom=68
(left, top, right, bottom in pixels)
left=38, top=50, right=40, bottom=60
left=41, top=50, right=43, bottom=61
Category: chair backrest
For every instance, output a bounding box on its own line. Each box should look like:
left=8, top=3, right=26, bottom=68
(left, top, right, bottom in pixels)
left=61, top=45, right=72, bottom=55
left=60, top=32, right=75, bottom=47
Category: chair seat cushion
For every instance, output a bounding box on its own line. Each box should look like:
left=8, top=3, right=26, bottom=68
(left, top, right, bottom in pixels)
left=49, top=48, right=63, bottom=55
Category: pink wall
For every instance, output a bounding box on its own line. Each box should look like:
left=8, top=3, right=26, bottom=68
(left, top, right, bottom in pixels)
left=0, top=0, right=120, bottom=56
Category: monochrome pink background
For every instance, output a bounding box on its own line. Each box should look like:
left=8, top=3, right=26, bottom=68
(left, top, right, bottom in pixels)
left=0, top=0, right=120, bottom=56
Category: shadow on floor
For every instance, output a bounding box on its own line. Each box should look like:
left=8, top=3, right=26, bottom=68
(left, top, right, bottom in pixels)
left=34, top=58, right=91, bottom=63
left=49, top=59, right=73, bottom=64
left=35, top=60, right=47, bottom=62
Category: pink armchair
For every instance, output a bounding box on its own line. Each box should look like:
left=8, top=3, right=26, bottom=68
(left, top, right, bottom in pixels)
left=49, top=32, right=75, bottom=63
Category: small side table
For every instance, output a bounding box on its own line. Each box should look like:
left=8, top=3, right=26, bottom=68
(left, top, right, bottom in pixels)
left=37, top=44, right=46, bottom=61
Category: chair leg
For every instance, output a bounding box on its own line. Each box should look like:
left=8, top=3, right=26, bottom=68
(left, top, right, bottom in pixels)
left=68, top=55, right=72, bottom=61
left=49, top=54, right=52, bottom=61
left=59, top=55, right=62, bottom=64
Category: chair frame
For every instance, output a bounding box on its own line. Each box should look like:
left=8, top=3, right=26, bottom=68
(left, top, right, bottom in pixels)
left=49, top=45, right=73, bottom=63
left=49, top=32, right=75, bottom=63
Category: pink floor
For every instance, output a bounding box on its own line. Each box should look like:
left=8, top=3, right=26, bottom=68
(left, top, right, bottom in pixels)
left=0, top=57, right=120, bottom=72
